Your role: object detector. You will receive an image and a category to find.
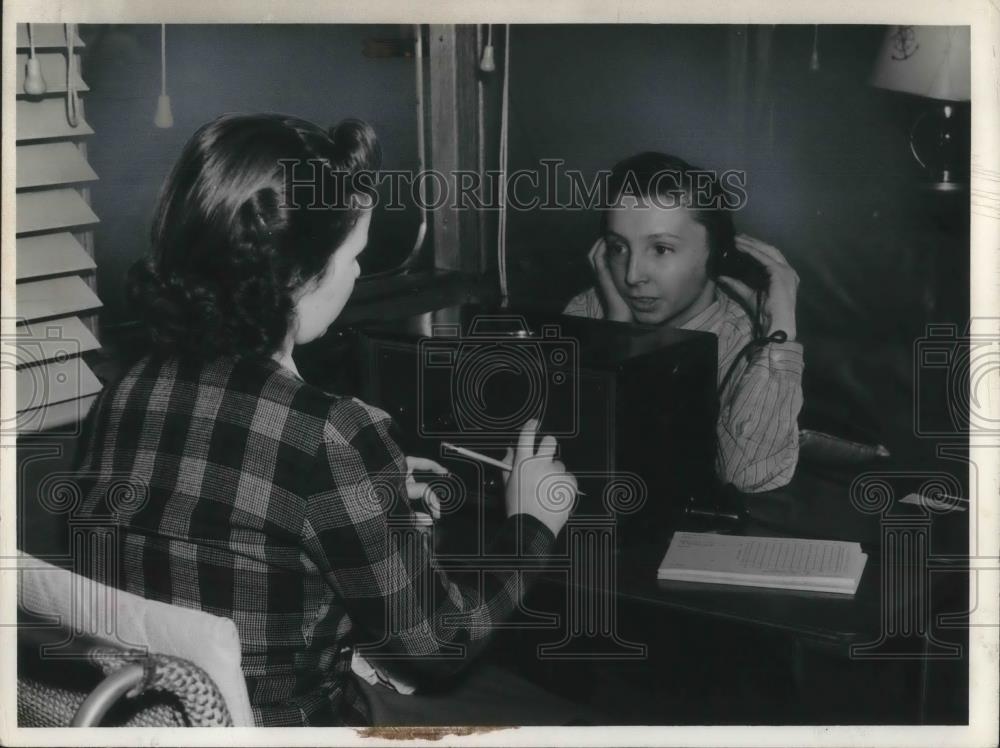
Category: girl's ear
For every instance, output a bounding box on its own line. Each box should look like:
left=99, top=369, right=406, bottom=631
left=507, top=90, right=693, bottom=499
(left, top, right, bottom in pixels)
left=350, top=192, right=374, bottom=211
left=289, top=268, right=320, bottom=302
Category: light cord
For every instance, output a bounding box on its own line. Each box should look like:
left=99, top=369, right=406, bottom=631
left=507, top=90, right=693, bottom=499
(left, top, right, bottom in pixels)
left=161, top=24, right=167, bottom=96
left=409, top=24, right=427, bottom=266
left=497, top=25, right=511, bottom=306
left=66, top=24, right=80, bottom=127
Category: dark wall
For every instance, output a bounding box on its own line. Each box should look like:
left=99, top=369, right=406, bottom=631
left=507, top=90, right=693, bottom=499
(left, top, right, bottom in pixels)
left=502, top=24, right=969, bottom=449
left=81, top=24, right=424, bottom=326
left=504, top=23, right=735, bottom=304
left=504, top=25, right=925, bottom=313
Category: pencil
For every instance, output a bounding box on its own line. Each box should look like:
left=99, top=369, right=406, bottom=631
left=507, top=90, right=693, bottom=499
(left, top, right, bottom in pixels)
left=442, top=442, right=510, bottom=470
left=441, top=442, right=586, bottom=496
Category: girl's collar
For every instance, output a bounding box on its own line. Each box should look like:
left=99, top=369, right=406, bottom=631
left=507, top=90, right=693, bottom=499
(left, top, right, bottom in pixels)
left=271, top=350, right=303, bottom=381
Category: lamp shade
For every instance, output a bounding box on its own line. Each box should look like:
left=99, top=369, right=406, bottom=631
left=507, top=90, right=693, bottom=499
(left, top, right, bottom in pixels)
left=870, top=26, right=970, bottom=101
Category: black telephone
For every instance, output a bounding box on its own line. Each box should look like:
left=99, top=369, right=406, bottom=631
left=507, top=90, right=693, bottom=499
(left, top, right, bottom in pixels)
left=717, top=243, right=770, bottom=291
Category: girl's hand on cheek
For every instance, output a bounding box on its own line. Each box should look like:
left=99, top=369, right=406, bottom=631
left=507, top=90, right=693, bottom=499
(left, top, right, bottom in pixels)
left=718, top=235, right=799, bottom=342
left=588, top=238, right=633, bottom=323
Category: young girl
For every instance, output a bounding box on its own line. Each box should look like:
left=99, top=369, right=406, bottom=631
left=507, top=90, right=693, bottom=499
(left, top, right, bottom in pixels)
left=564, top=152, right=803, bottom=492
left=72, top=113, right=577, bottom=726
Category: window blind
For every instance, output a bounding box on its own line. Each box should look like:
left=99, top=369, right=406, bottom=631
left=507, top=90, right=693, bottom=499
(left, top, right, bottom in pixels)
left=15, top=23, right=103, bottom=433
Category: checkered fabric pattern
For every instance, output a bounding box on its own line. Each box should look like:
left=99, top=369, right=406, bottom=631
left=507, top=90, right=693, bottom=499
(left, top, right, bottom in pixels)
left=72, top=355, right=555, bottom=726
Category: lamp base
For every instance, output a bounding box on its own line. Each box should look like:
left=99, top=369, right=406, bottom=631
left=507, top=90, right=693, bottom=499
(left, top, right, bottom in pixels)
left=909, top=102, right=969, bottom=190
left=918, top=179, right=966, bottom=194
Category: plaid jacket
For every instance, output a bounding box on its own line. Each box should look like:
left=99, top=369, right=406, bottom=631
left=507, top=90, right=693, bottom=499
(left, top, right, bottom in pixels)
left=72, top=354, right=555, bottom=726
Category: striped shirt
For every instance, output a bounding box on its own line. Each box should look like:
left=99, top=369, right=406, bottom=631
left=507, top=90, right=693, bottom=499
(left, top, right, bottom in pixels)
left=564, top=286, right=803, bottom=492
left=71, top=354, right=555, bottom=726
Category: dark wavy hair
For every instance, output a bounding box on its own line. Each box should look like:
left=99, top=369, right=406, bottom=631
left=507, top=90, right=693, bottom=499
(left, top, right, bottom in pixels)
left=128, top=113, right=380, bottom=359
left=601, top=151, right=736, bottom=277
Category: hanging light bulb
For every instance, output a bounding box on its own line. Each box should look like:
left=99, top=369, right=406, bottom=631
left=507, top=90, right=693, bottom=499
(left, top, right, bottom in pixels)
left=154, top=94, right=174, bottom=128
left=480, top=24, right=496, bottom=72
left=154, top=24, right=174, bottom=128
left=23, top=24, right=47, bottom=95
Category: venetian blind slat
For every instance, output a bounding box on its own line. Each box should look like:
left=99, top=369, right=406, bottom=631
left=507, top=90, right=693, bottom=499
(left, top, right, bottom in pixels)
left=16, top=276, right=103, bottom=323
left=17, top=142, right=98, bottom=189
left=16, top=24, right=85, bottom=49
left=16, top=188, right=99, bottom=235
left=17, top=395, right=101, bottom=433
left=16, top=233, right=96, bottom=281
left=8, top=317, right=101, bottom=367
left=16, top=358, right=102, bottom=411
left=16, top=53, right=89, bottom=97
left=16, top=99, right=94, bottom=141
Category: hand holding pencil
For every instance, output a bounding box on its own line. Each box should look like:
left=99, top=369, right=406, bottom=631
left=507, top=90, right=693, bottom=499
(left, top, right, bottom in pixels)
left=442, top=440, right=586, bottom=496
left=444, top=419, right=578, bottom=537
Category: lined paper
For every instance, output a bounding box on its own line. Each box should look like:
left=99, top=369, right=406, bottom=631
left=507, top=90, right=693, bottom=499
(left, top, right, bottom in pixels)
left=658, top=532, right=867, bottom=595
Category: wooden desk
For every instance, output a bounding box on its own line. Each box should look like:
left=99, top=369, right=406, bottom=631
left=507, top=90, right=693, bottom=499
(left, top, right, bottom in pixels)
left=603, top=463, right=970, bottom=655
left=452, top=458, right=970, bottom=724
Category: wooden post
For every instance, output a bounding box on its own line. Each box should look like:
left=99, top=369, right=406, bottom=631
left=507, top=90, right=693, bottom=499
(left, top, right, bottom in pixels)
left=428, top=25, right=482, bottom=275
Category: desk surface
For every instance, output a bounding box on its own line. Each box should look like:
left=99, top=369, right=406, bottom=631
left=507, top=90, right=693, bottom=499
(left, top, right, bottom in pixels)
left=459, top=457, right=971, bottom=653
left=575, top=549, right=886, bottom=650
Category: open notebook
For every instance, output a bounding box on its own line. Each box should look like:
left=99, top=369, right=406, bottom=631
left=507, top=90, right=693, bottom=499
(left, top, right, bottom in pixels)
left=657, top=532, right=868, bottom=595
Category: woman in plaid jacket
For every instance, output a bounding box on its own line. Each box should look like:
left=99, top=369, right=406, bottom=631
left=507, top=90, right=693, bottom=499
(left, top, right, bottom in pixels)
left=72, top=113, right=578, bottom=726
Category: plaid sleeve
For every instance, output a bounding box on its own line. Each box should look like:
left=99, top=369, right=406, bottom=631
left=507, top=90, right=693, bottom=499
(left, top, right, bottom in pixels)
left=716, top=341, right=804, bottom=492
left=301, top=397, right=554, bottom=684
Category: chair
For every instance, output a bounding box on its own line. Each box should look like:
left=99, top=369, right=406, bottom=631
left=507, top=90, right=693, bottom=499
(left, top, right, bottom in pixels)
left=17, top=551, right=254, bottom=727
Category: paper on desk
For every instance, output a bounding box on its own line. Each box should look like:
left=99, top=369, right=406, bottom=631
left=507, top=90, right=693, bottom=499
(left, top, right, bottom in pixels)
left=658, top=532, right=867, bottom=594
